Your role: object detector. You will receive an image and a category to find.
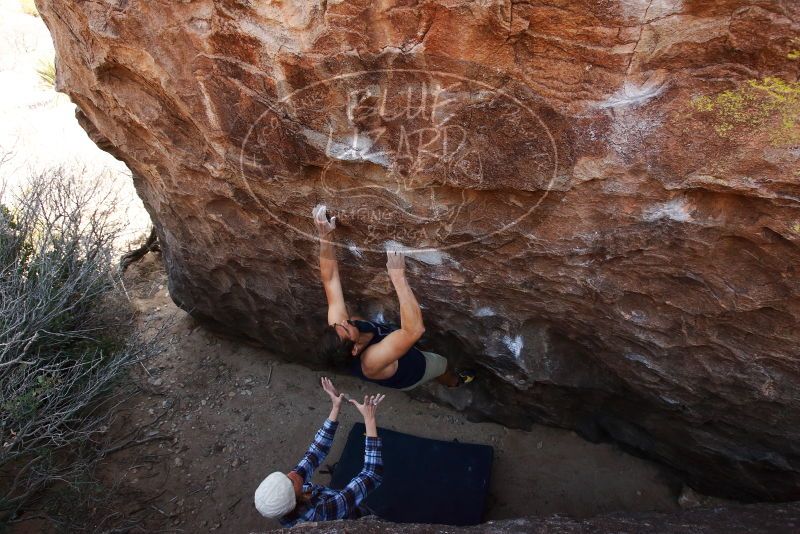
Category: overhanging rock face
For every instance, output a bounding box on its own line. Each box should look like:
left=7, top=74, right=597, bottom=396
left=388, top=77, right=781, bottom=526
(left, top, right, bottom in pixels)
left=38, top=0, right=799, bottom=500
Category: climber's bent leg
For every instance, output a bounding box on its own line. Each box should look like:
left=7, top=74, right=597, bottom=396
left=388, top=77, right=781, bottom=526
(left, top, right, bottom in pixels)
left=400, top=351, right=449, bottom=390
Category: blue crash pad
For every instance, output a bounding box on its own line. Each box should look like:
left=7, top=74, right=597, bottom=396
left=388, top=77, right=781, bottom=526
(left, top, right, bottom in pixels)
left=330, top=422, right=494, bottom=526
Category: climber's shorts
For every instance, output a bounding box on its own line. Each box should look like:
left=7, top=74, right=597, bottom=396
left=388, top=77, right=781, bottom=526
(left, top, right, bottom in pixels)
left=400, top=351, right=448, bottom=391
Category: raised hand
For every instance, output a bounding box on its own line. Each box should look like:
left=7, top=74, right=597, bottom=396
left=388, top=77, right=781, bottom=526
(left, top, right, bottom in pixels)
left=321, top=376, right=344, bottom=409
left=313, top=204, right=336, bottom=237
left=386, top=249, right=406, bottom=272
left=349, top=394, right=385, bottom=421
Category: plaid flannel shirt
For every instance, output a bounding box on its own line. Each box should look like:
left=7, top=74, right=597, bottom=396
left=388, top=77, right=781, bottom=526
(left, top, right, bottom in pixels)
left=279, top=419, right=383, bottom=527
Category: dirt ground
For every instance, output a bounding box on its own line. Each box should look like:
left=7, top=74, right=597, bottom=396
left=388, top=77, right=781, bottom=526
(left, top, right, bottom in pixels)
left=17, top=254, right=684, bottom=532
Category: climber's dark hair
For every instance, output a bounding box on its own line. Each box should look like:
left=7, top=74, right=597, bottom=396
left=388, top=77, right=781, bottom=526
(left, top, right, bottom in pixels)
left=320, top=324, right=355, bottom=370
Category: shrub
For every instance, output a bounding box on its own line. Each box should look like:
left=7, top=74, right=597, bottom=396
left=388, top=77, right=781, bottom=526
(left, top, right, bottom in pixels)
left=36, top=57, right=56, bottom=89
left=0, top=169, right=158, bottom=525
left=19, top=0, right=39, bottom=17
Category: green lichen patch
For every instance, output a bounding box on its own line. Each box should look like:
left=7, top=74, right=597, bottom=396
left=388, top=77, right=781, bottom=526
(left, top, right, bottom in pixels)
left=690, top=77, right=800, bottom=146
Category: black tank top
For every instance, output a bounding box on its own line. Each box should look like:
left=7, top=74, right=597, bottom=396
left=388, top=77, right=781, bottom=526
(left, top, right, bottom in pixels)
left=349, top=320, right=427, bottom=389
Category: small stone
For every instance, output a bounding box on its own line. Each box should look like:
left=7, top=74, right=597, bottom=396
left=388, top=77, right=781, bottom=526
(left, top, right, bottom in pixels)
left=537, top=441, right=543, bottom=449
left=174, top=457, right=183, bottom=467
left=232, top=458, right=240, bottom=468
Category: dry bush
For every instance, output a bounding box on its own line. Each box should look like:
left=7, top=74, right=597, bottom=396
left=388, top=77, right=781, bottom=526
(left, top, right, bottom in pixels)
left=0, top=168, right=161, bottom=526
left=19, top=0, right=40, bottom=17
left=35, top=57, right=56, bottom=89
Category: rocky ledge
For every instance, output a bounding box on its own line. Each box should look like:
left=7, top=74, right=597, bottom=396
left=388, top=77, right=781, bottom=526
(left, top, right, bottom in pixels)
left=267, top=501, right=800, bottom=534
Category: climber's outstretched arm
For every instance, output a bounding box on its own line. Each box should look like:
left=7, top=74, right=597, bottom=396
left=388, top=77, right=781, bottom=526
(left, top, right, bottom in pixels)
left=314, top=205, right=349, bottom=325
left=361, top=250, right=425, bottom=375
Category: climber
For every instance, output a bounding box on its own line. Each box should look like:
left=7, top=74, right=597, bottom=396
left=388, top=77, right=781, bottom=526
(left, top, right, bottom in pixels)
left=313, top=204, right=475, bottom=390
left=254, top=377, right=384, bottom=526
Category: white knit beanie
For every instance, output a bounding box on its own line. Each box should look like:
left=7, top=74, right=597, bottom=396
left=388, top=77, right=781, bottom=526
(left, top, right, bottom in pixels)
left=254, top=472, right=296, bottom=518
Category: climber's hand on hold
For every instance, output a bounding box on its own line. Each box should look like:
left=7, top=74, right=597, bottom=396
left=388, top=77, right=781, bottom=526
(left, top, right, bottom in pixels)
left=386, top=249, right=406, bottom=279
left=313, top=204, right=336, bottom=237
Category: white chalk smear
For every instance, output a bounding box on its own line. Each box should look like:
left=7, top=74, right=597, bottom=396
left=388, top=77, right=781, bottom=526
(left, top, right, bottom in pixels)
left=474, top=307, right=497, bottom=317
left=413, top=249, right=448, bottom=265
left=643, top=198, right=692, bottom=222
left=302, top=127, right=390, bottom=167
left=597, top=79, right=667, bottom=109
left=384, top=240, right=450, bottom=265
left=347, top=241, right=363, bottom=259
left=619, top=0, right=683, bottom=22
left=503, top=334, right=524, bottom=359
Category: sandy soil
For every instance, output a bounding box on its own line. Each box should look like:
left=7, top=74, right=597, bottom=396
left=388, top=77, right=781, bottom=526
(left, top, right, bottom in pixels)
left=15, top=254, right=677, bottom=533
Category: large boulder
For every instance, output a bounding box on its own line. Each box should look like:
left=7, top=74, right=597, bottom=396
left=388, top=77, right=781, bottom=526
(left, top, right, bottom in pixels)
left=37, top=0, right=799, bottom=500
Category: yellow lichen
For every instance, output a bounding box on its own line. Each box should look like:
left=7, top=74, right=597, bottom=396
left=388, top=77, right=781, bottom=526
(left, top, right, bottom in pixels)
left=791, top=222, right=800, bottom=235
left=786, top=37, right=800, bottom=61
left=690, top=77, right=800, bottom=146
left=788, top=38, right=800, bottom=60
